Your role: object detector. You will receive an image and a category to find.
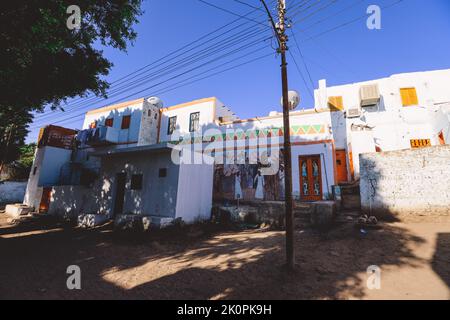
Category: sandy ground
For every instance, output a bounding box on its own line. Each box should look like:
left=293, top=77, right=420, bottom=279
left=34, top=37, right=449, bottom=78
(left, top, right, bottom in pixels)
left=0, top=212, right=448, bottom=300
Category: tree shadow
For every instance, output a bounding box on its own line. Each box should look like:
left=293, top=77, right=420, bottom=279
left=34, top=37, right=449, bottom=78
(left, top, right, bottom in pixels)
left=0, top=216, right=429, bottom=300
left=432, top=232, right=450, bottom=289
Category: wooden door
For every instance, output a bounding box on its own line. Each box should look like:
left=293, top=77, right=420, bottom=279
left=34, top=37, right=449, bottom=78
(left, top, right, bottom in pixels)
left=113, top=172, right=127, bottom=216
left=39, top=187, right=52, bottom=213
left=335, top=150, right=348, bottom=184
left=299, top=155, right=322, bottom=201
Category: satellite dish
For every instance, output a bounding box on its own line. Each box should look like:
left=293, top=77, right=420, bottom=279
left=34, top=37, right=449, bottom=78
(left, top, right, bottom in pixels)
left=147, top=96, right=163, bottom=108
left=280, top=90, right=300, bottom=110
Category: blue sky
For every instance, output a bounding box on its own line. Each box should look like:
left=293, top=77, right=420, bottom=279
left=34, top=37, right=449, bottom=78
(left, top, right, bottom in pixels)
left=27, top=0, right=450, bottom=142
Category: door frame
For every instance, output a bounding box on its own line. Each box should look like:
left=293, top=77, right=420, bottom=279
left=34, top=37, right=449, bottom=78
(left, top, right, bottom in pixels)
left=299, top=155, right=323, bottom=201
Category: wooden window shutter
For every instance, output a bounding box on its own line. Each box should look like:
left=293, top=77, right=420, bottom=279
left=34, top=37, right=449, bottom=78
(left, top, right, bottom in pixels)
left=121, top=115, right=131, bottom=129
left=328, top=96, right=344, bottom=111
left=400, top=88, right=418, bottom=106
left=105, top=118, right=114, bottom=127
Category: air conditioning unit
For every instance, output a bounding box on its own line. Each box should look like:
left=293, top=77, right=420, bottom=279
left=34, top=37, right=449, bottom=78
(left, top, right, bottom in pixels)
left=346, top=106, right=361, bottom=118
left=360, top=84, right=380, bottom=107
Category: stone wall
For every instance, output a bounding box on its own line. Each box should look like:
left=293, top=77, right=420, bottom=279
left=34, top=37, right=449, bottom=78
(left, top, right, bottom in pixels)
left=360, top=146, right=450, bottom=218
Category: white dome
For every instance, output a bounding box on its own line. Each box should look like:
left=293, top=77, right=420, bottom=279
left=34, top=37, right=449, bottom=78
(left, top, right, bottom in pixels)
left=280, top=90, right=300, bottom=110
left=146, top=96, right=163, bottom=108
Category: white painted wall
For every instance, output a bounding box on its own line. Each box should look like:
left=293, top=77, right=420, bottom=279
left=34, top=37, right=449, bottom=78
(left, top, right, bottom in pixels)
left=23, top=146, right=72, bottom=209
left=100, top=150, right=180, bottom=218
left=316, top=68, right=450, bottom=175
left=48, top=185, right=93, bottom=216
left=360, top=146, right=450, bottom=217
left=159, top=99, right=217, bottom=143
left=175, top=152, right=214, bottom=223
left=82, top=100, right=144, bottom=144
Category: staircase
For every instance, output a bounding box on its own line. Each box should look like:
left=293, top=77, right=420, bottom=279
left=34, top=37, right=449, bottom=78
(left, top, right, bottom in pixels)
left=340, top=183, right=361, bottom=211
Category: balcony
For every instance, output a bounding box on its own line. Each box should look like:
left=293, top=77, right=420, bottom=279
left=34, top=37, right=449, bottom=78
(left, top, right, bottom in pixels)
left=77, top=126, right=120, bottom=146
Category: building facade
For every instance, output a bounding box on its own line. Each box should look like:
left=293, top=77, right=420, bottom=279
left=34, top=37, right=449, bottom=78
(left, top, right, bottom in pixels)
left=23, top=68, right=450, bottom=224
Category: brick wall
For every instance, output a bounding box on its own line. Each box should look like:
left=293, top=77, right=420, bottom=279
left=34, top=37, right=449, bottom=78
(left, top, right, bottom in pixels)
left=360, top=146, right=450, bottom=218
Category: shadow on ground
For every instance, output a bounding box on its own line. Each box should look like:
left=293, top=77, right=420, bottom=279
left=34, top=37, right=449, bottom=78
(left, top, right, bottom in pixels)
left=0, top=213, right=439, bottom=300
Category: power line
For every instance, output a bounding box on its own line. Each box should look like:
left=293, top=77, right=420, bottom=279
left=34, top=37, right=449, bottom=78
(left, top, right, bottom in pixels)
left=198, top=0, right=270, bottom=28
left=32, top=0, right=403, bottom=129
left=290, top=0, right=339, bottom=22
left=34, top=0, right=328, bottom=125
left=231, top=0, right=265, bottom=11
left=290, top=30, right=315, bottom=92
left=36, top=25, right=268, bottom=118
left=34, top=49, right=274, bottom=128
left=29, top=36, right=274, bottom=128
left=33, top=11, right=271, bottom=124
left=288, top=50, right=314, bottom=99
left=31, top=30, right=272, bottom=127
left=33, top=6, right=264, bottom=119
left=297, top=0, right=404, bottom=41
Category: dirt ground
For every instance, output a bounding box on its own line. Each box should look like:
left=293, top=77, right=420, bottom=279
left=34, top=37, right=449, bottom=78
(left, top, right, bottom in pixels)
left=0, top=212, right=448, bottom=300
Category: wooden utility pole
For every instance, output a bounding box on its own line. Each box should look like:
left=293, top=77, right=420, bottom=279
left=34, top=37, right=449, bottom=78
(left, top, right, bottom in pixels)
left=260, top=0, right=295, bottom=270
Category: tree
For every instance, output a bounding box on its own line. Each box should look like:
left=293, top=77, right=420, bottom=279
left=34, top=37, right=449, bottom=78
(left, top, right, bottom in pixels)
left=0, top=0, right=143, bottom=165
left=0, top=108, right=32, bottom=174
left=0, top=143, right=37, bottom=181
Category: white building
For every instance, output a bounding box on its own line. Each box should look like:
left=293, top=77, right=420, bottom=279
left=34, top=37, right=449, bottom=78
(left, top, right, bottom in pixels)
left=23, top=68, right=450, bottom=225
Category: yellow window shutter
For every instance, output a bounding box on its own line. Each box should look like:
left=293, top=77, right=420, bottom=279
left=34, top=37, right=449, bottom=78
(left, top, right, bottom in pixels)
left=400, top=88, right=418, bottom=106
left=409, top=88, right=418, bottom=105
left=328, top=96, right=344, bottom=111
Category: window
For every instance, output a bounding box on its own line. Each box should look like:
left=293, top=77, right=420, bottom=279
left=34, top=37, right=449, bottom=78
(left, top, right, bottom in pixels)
left=33, top=166, right=37, bottom=175
left=328, top=96, right=344, bottom=111
left=168, top=116, right=177, bottom=135
left=400, top=87, right=418, bottom=106
left=121, top=115, right=131, bottom=129
left=158, top=168, right=167, bottom=178
left=105, top=118, right=114, bottom=127
left=131, top=174, right=143, bottom=190
left=410, top=139, right=431, bottom=149
left=189, top=112, right=200, bottom=132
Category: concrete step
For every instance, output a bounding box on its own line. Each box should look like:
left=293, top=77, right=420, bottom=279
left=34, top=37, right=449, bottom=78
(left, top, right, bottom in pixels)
left=5, top=203, right=33, bottom=218
left=341, top=194, right=361, bottom=210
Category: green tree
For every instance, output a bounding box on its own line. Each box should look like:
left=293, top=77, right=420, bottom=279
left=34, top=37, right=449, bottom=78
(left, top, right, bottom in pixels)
left=0, top=0, right=143, bottom=165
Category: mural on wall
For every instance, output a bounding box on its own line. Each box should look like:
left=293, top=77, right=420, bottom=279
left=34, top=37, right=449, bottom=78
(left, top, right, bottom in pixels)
left=213, top=149, right=285, bottom=202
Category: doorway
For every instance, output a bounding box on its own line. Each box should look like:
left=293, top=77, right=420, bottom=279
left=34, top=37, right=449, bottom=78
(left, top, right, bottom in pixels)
left=39, top=187, right=52, bottom=213
left=299, top=155, right=322, bottom=201
left=335, top=149, right=349, bottom=184
left=113, top=172, right=126, bottom=216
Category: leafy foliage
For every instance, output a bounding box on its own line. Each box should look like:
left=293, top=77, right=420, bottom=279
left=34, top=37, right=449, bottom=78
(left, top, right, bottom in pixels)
left=0, top=0, right=143, bottom=165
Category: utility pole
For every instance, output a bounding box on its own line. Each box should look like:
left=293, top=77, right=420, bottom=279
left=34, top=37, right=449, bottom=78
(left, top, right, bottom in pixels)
left=260, top=0, right=295, bottom=270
